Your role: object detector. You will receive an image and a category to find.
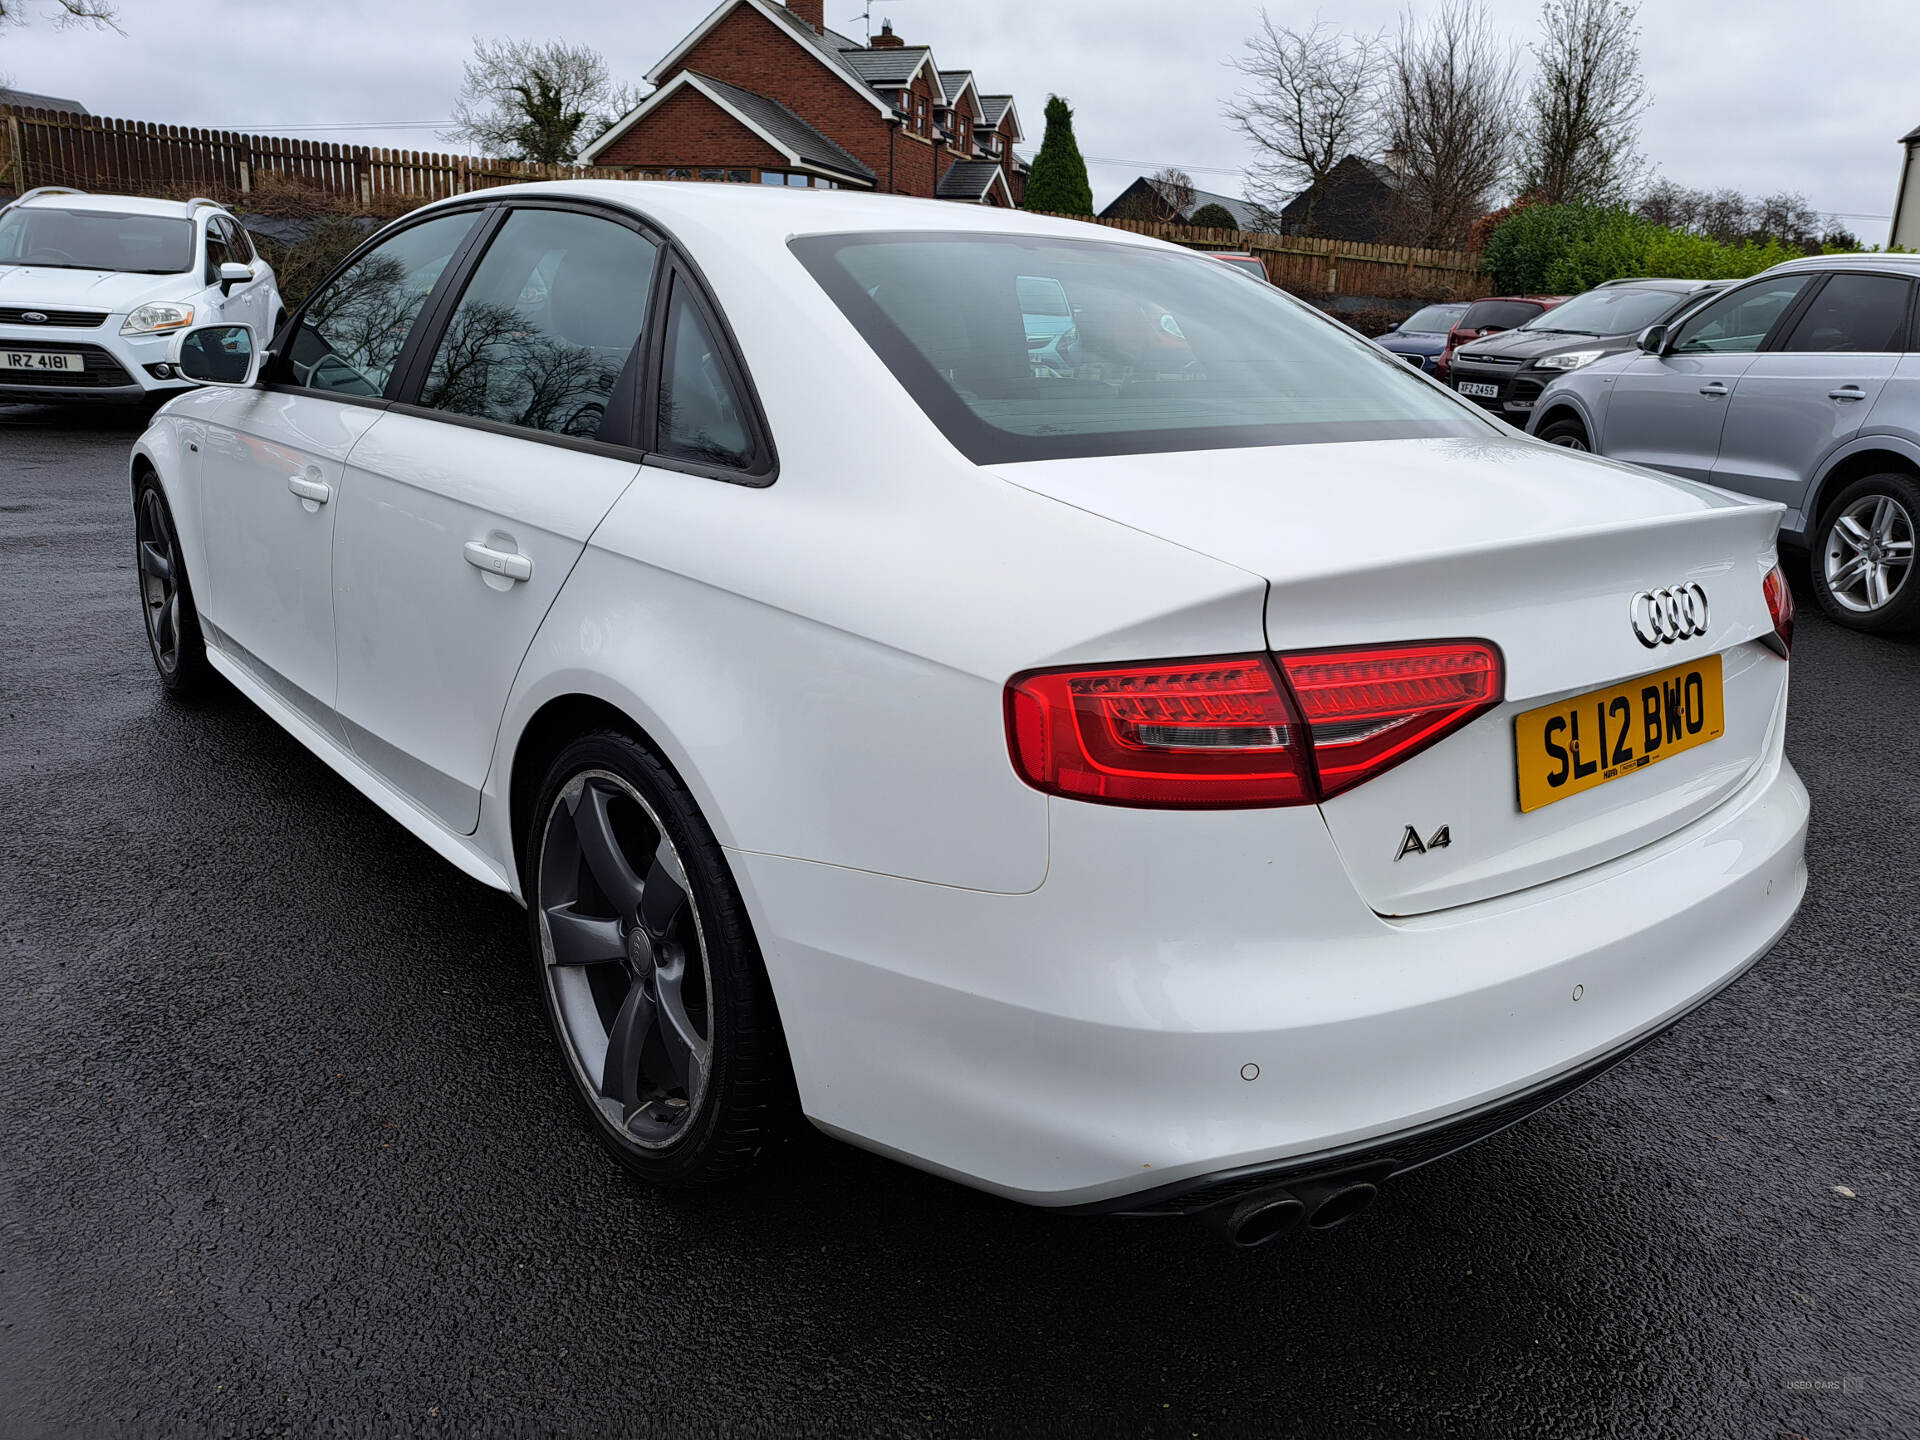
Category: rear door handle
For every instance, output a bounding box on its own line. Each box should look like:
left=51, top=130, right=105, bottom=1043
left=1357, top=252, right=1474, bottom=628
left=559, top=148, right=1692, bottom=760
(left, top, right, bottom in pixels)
left=464, top=540, right=532, bottom=583
left=1698, top=382, right=1730, bottom=397
left=1829, top=386, right=1867, bottom=401
left=287, top=475, right=331, bottom=504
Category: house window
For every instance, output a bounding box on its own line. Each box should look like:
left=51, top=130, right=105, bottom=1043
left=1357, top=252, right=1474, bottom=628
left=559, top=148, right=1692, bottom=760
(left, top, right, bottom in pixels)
left=760, top=171, right=785, bottom=185
left=915, top=95, right=928, bottom=136
left=667, top=167, right=694, bottom=180
left=726, top=169, right=751, bottom=184
left=698, top=168, right=724, bottom=181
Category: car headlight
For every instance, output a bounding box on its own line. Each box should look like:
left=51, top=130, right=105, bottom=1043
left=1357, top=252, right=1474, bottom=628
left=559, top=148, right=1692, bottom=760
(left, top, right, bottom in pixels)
left=121, top=303, right=195, bottom=336
left=1534, top=349, right=1606, bottom=371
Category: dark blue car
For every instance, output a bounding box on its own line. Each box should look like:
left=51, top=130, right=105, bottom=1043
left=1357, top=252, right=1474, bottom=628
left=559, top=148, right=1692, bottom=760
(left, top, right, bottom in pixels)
left=1374, top=303, right=1469, bottom=375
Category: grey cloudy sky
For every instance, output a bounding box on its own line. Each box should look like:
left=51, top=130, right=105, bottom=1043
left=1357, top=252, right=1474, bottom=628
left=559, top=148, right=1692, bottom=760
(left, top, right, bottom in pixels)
left=4, top=0, right=1914, bottom=238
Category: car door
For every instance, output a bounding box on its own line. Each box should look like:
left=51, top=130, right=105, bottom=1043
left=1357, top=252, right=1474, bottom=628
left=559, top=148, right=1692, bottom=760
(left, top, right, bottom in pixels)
left=193, top=208, right=487, bottom=735
left=1601, top=274, right=1813, bottom=482
left=213, top=215, right=273, bottom=335
left=1710, top=271, right=1913, bottom=515
left=329, top=203, right=664, bottom=833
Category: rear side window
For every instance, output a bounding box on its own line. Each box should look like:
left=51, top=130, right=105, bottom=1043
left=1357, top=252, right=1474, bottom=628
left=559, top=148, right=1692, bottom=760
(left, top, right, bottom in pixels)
left=655, top=277, right=756, bottom=470
left=793, top=230, right=1481, bottom=464
left=1780, top=273, right=1911, bottom=353
left=286, top=211, right=478, bottom=397
left=418, top=207, right=661, bottom=439
left=1459, top=300, right=1542, bottom=331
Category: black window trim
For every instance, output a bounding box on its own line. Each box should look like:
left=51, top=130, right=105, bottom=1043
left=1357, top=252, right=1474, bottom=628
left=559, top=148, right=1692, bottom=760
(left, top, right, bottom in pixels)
left=260, top=193, right=778, bottom=483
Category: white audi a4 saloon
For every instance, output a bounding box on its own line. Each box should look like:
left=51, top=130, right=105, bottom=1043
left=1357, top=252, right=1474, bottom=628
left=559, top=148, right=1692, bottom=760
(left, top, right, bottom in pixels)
left=131, top=183, right=1807, bottom=1243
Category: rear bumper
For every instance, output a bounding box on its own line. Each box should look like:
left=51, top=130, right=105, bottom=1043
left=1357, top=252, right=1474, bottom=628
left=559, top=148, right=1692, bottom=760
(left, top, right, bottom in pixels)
left=732, top=744, right=1808, bottom=1209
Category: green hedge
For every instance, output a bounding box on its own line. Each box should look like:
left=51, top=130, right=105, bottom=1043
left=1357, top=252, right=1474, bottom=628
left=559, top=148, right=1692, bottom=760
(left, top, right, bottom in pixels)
left=1481, top=203, right=1808, bottom=293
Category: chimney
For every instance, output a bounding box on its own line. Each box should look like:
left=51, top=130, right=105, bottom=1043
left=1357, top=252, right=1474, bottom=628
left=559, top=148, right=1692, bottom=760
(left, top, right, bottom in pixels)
left=787, top=0, right=823, bottom=31
left=870, top=18, right=905, bottom=48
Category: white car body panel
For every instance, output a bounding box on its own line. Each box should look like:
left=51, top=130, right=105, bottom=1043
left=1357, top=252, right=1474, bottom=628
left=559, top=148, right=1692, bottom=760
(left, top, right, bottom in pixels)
left=128, top=182, right=1809, bottom=1209
left=332, top=412, right=641, bottom=834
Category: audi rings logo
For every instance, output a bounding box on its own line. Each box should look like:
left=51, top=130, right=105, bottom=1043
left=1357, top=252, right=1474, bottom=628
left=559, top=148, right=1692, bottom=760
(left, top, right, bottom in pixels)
left=1630, top=584, right=1710, bottom=647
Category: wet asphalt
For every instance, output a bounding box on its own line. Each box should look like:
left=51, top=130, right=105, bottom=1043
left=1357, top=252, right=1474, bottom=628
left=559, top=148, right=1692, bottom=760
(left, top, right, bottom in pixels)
left=0, top=403, right=1916, bottom=1440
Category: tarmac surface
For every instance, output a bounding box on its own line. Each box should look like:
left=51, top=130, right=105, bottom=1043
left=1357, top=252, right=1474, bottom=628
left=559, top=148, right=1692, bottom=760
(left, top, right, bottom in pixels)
left=2, top=404, right=1915, bottom=1437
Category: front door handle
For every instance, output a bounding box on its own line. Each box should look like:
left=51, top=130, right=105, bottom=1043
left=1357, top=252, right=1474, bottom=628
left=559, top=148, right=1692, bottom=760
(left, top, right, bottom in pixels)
left=287, top=474, right=331, bottom=505
left=1698, top=381, right=1730, bottom=397
left=464, top=540, right=532, bottom=583
left=1829, top=385, right=1867, bottom=401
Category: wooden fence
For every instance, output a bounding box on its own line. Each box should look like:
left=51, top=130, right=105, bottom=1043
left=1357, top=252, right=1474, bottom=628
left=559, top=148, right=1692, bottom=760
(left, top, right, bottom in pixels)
left=0, top=105, right=647, bottom=207
left=0, top=104, right=1489, bottom=300
left=1057, top=214, right=1490, bottom=301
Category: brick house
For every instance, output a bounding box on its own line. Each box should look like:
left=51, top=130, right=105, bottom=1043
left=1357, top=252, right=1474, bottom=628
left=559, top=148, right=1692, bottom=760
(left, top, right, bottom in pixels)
left=581, top=0, right=1028, bottom=206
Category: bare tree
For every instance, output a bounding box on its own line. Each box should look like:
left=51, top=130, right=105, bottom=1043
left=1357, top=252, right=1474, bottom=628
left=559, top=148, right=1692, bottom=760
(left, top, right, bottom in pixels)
left=1151, top=166, right=1196, bottom=218
left=1697, top=187, right=1751, bottom=244
left=441, top=38, right=641, bottom=165
left=1518, top=0, right=1647, bottom=204
left=1227, top=13, right=1387, bottom=234
left=1752, top=190, right=1821, bottom=249
left=1381, top=0, right=1523, bottom=247
left=1635, top=176, right=1702, bottom=231
left=0, top=0, right=119, bottom=27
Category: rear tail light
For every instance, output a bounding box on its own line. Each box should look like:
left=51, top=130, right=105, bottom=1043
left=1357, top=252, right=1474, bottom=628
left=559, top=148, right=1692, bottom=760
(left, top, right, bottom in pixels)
left=1005, top=641, right=1502, bottom=809
left=1004, top=656, right=1312, bottom=807
left=1762, top=563, right=1794, bottom=657
left=1281, top=642, right=1504, bottom=799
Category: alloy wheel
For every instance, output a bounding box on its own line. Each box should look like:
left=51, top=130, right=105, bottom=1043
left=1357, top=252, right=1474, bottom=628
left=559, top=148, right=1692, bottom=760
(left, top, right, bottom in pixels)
left=535, top=770, right=713, bottom=1148
left=1823, top=494, right=1915, bottom=613
left=136, top=488, right=183, bottom=673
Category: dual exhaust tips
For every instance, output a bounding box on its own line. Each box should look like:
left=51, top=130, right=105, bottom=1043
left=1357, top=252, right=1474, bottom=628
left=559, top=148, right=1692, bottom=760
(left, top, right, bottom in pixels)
left=1213, top=1177, right=1380, bottom=1247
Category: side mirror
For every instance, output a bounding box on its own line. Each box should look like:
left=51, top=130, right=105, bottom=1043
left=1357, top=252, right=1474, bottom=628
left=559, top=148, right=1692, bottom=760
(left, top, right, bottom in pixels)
left=1637, top=323, right=1669, bottom=355
left=172, top=323, right=260, bottom=388
left=218, top=261, right=254, bottom=295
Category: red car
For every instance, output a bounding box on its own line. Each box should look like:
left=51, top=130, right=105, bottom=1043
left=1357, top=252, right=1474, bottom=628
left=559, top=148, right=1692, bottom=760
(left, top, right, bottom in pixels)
left=1204, top=251, right=1271, bottom=284
left=1435, top=295, right=1568, bottom=381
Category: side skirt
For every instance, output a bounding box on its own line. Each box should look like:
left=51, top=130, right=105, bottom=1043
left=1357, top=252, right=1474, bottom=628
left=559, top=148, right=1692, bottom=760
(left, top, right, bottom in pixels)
left=203, top=642, right=514, bottom=894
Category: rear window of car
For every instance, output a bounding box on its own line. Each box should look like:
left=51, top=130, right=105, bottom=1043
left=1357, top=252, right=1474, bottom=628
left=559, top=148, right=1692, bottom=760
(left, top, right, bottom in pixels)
left=792, top=231, right=1485, bottom=465
left=0, top=207, right=194, bottom=275
left=1459, top=300, right=1544, bottom=331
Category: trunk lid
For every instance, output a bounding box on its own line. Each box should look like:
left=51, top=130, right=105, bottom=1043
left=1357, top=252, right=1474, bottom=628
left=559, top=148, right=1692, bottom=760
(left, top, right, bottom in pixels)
left=993, top=436, right=1789, bottom=914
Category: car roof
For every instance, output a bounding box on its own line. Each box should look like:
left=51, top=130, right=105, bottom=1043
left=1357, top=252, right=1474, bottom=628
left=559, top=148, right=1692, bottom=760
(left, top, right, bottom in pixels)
left=1468, top=294, right=1570, bottom=305
left=1593, top=277, right=1726, bottom=292
left=10, top=190, right=217, bottom=220
left=408, top=179, right=1171, bottom=253
left=1760, top=251, right=1920, bottom=277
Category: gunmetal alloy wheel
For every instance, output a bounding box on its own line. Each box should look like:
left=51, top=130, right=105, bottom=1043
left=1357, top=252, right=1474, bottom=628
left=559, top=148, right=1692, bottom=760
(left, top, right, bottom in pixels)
left=137, top=486, right=185, bottom=673
left=535, top=770, right=714, bottom=1148
left=1822, top=493, right=1914, bottom=614
left=1538, top=417, right=1590, bottom=452
left=134, top=478, right=209, bottom=695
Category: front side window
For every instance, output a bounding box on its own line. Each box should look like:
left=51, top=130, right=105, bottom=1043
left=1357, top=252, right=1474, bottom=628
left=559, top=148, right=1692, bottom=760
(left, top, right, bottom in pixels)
left=0, top=207, right=193, bottom=274
left=1780, top=273, right=1911, bottom=353
left=202, top=219, right=232, bottom=284
left=419, top=208, right=660, bottom=439
left=285, top=210, right=478, bottom=397
left=794, top=231, right=1483, bottom=464
left=1670, top=276, right=1810, bottom=355
left=656, top=277, right=755, bottom=470
left=221, top=216, right=256, bottom=264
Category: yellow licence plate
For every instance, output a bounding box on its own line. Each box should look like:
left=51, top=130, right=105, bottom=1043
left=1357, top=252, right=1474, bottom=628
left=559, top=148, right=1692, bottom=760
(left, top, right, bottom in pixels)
left=1514, top=654, right=1724, bottom=813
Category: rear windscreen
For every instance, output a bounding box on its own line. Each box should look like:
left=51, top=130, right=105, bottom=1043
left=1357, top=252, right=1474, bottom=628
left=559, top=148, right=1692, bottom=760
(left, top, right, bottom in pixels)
left=793, top=230, right=1485, bottom=464
left=1460, top=300, right=1544, bottom=331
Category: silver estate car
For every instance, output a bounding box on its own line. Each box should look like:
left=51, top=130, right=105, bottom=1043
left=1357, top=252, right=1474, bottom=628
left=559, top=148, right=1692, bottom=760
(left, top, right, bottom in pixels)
left=1528, top=254, right=1920, bottom=635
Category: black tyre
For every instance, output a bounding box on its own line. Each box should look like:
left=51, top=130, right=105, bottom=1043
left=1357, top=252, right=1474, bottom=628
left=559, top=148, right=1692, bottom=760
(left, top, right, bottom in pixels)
left=1809, top=473, right=1920, bottom=635
left=525, top=730, right=790, bottom=1187
left=134, top=474, right=212, bottom=696
left=1537, top=415, right=1590, bottom=451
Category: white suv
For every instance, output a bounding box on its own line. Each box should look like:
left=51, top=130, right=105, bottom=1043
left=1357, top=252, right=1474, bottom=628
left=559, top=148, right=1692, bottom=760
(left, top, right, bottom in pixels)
left=0, top=187, right=281, bottom=405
